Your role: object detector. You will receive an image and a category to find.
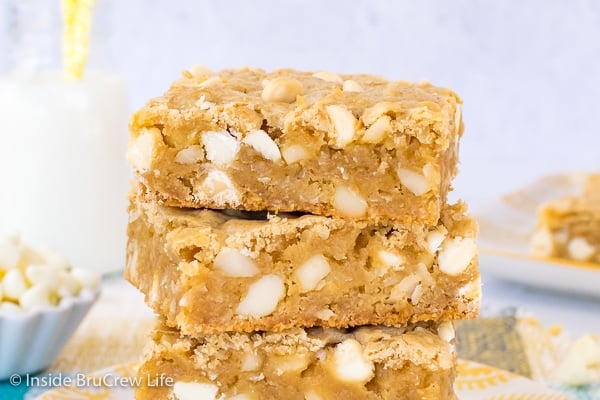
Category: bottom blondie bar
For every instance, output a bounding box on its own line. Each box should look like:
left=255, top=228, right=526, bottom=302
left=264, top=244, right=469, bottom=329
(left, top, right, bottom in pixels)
left=136, top=321, right=457, bottom=400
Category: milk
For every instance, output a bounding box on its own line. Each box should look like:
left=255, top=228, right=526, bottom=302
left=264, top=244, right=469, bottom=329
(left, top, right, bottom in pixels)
left=0, top=71, right=129, bottom=274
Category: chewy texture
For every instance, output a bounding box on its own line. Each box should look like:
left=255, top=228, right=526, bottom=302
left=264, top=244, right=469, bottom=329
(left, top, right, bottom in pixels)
left=127, top=67, right=463, bottom=223
left=531, top=175, right=600, bottom=263
left=135, top=320, right=457, bottom=400
left=125, top=199, right=479, bottom=335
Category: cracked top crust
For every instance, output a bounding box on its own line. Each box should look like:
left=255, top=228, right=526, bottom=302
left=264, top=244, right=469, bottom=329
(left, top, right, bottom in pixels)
left=131, top=66, right=462, bottom=150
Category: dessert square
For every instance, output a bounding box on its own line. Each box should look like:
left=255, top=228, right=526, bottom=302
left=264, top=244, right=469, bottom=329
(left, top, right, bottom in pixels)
left=127, top=67, right=463, bottom=223
left=531, top=174, right=600, bottom=263
left=126, top=199, right=479, bottom=334
left=135, top=320, right=457, bottom=400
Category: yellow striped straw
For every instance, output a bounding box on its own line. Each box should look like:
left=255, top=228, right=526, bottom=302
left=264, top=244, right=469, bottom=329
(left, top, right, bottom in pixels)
left=62, top=0, right=96, bottom=80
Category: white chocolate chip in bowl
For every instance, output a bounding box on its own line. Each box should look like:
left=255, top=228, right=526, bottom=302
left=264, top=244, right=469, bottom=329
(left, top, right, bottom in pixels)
left=242, top=130, right=282, bottom=162
left=173, top=381, right=220, bottom=400
left=0, top=236, right=101, bottom=379
left=332, top=186, right=367, bottom=218
left=329, top=339, right=374, bottom=384
left=236, top=275, right=285, bottom=317
left=202, top=131, right=240, bottom=167
left=438, top=237, right=477, bottom=276
left=295, top=254, right=331, bottom=292
left=214, top=247, right=259, bottom=277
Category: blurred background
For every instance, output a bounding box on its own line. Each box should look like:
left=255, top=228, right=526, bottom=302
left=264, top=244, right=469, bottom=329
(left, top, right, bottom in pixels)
left=106, top=0, right=600, bottom=206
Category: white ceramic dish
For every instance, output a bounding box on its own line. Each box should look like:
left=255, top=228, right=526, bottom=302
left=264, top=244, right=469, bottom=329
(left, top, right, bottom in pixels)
left=32, top=360, right=569, bottom=399
left=475, top=172, right=600, bottom=298
left=0, top=287, right=100, bottom=380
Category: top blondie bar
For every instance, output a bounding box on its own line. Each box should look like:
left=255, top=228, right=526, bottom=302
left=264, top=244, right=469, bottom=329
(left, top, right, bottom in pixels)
left=128, top=67, right=463, bottom=223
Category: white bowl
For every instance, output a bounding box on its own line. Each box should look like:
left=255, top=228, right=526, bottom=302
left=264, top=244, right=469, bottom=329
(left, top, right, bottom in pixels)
left=0, top=287, right=100, bottom=379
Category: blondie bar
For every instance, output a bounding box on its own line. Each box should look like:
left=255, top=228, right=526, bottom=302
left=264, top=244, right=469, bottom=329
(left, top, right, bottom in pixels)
left=531, top=174, right=600, bottom=263
left=135, top=321, right=457, bottom=400
left=127, top=67, right=463, bottom=223
left=126, top=199, right=479, bottom=334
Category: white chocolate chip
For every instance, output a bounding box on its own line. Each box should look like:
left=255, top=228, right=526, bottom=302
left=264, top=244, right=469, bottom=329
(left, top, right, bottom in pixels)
left=304, top=390, right=322, bottom=400
left=377, top=250, right=403, bottom=270
left=332, top=186, right=367, bottom=218
left=275, top=353, right=311, bottom=375
left=202, top=131, right=240, bottom=167
left=389, top=275, right=421, bottom=303
left=173, top=381, right=219, bottom=400
left=295, top=254, right=331, bottom=292
left=25, top=265, right=60, bottom=290
left=426, top=228, right=448, bottom=255
left=57, top=270, right=82, bottom=298
left=236, top=275, right=285, bottom=317
left=312, top=71, right=343, bottom=84
left=530, top=227, right=554, bottom=257
left=175, top=145, right=204, bottom=164
left=326, top=105, right=357, bottom=149
left=437, top=322, right=455, bottom=343
left=19, top=284, right=55, bottom=311
left=241, top=352, right=263, bottom=372
left=228, top=395, right=251, bottom=400
left=361, top=115, right=391, bottom=144
left=0, top=301, right=22, bottom=313
left=1, top=269, right=28, bottom=301
left=438, top=237, right=477, bottom=276
left=397, top=167, right=430, bottom=196
left=71, top=267, right=101, bottom=289
left=410, top=284, right=423, bottom=304
left=198, top=170, right=240, bottom=205
left=281, top=144, right=309, bottom=164
left=243, top=130, right=282, bottom=162
left=567, top=237, right=595, bottom=261
left=342, top=79, right=364, bottom=92
left=127, top=130, right=155, bottom=171
left=214, top=247, right=259, bottom=277
left=331, top=339, right=374, bottom=384
left=314, top=308, right=335, bottom=321
left=262, top=77, right=304, bottom=103
left=555, top=335, right=600, bottom=386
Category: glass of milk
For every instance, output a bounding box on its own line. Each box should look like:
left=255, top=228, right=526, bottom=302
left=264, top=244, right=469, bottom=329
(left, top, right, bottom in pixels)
left=0, top=0, right=129, bottom=275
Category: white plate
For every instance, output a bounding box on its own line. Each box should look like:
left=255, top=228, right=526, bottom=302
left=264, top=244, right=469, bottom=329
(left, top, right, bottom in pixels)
left=476, top=172, right=600, bottom=298
left=34, top=360, right=569, bottom=399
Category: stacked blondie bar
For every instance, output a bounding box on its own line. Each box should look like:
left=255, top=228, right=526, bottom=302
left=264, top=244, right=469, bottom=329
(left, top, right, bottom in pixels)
left=125, top=67, right=480, bottom=400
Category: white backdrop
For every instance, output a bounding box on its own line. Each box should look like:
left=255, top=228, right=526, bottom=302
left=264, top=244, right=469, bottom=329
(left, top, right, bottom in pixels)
left=106, top=0, right=600, bottom=209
